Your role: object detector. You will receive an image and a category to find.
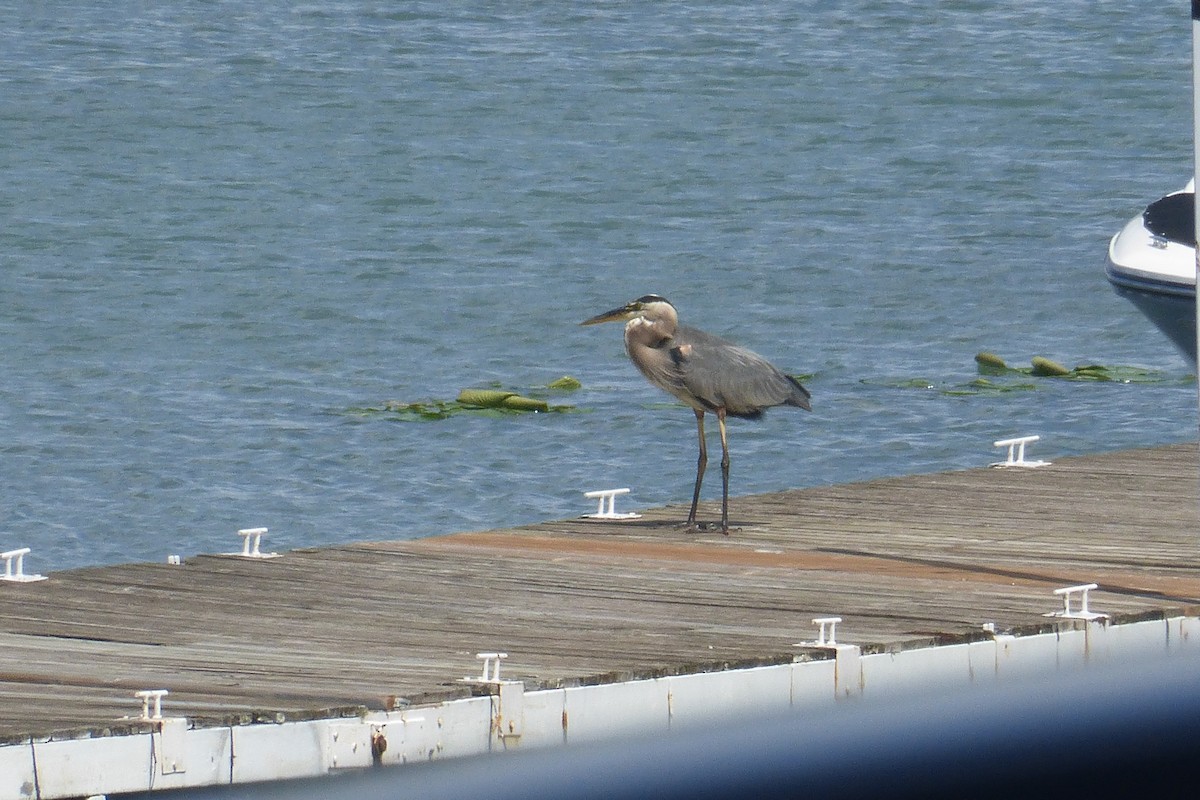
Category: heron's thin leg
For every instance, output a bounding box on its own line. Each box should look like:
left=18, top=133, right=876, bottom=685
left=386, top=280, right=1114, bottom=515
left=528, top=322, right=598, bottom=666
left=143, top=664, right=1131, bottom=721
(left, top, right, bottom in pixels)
left=717, top=409, right=730, bottom=534
left=688, top=409, right=706, bottom=527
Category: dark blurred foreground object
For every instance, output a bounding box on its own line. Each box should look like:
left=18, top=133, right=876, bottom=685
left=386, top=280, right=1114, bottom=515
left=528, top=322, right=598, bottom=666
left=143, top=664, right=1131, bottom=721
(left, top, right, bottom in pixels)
left=133, top=652, right=1200, bottom=800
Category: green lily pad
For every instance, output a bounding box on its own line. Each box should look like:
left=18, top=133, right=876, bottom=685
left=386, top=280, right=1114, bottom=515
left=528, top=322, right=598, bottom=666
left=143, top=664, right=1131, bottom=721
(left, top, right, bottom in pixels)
left=500, top=395, right=550, bottom=412
left=456, top=388, right=518, bottom=408
left=973, top=352, right=1011, bottom=375
left=351, top=380, right=578, bottom=422
left=977, top=352, right=1181, bottom=384
left=1030, top=356, right=1071, bottom=377
left=547, top=375, right=582, bottom=391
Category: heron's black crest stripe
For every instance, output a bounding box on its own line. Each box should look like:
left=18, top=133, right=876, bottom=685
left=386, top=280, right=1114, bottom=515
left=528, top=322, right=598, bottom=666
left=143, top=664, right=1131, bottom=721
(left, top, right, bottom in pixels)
left=634, top=294, right=672, bottom=306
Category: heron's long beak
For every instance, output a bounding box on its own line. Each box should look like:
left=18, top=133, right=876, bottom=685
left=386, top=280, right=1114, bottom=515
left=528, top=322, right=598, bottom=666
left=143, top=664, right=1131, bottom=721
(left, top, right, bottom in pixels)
left=579, top=305, right=635, bottom=326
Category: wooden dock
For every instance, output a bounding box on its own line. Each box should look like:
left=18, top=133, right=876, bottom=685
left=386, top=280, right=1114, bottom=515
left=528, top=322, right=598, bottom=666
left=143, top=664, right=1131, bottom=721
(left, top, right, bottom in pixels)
left=1, top=443, right=1198, bottom=741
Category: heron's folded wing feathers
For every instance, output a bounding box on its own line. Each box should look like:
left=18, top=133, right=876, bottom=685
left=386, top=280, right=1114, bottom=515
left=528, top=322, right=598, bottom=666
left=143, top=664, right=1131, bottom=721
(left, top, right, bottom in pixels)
left=673, top=325, right=810, bottom=417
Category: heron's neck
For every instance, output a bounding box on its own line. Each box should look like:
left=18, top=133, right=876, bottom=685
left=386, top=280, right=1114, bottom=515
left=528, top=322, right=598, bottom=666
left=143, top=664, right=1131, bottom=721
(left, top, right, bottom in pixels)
left=624, top=316, right=674, bottom=351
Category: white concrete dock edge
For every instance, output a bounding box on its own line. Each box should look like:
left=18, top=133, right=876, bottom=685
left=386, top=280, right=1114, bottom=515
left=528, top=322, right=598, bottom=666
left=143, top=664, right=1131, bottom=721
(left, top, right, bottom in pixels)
left=3, top=614, right=1197, bottom=799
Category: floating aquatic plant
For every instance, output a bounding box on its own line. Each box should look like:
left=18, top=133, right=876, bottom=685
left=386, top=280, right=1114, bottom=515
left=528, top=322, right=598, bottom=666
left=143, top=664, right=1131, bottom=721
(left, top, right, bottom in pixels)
left=349, top=377, right=581, bottom=421
left=861, top=376, right=1038, bottom=396
left=942, top=378, right=1039, bottom=396
left=974, top=352, right=1178, bottom=384
left=892, top=378, right=937, bottom=390
left=546, top=375, right=582, bottom=391
left=456, top=388, right=549, bottom=412
left=863, top=352, right=1181, bottom=398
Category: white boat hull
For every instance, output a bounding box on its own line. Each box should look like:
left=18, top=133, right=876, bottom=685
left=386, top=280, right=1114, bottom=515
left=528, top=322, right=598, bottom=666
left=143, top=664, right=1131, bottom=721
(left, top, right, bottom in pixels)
left=1105, top=182, right=1197, bottom=362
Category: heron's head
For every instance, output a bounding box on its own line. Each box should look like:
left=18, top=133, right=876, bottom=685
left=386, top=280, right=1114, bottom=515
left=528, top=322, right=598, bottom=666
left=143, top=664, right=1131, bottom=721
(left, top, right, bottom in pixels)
left=580, top=295, right=675, bottom=326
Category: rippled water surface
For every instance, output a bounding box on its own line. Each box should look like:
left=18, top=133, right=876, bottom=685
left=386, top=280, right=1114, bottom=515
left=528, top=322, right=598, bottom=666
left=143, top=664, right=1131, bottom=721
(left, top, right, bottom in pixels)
left=2, top=2, right=1196, bottom=569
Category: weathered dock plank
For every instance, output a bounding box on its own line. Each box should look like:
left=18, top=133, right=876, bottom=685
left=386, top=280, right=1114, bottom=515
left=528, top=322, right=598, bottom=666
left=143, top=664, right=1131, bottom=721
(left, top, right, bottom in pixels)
left=1, top=443, right=1197, bottom=739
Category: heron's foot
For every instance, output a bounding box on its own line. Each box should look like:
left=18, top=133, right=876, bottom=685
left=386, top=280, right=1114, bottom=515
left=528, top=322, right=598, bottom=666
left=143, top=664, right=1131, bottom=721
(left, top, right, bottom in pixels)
left=682, top=520, right=731, bottom=534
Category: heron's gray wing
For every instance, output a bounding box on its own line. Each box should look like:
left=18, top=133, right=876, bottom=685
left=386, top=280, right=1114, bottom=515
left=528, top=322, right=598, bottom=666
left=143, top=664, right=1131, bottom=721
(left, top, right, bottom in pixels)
left=672, top=324, right=810, bottom=417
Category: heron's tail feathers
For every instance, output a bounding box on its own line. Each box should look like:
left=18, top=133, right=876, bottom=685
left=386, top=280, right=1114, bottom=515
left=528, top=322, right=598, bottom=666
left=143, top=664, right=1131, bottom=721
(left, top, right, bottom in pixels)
left=785, top=375, right=812, bottom=412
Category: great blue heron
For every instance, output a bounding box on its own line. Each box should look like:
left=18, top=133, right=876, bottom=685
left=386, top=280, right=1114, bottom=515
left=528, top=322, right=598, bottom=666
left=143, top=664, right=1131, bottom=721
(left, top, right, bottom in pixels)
left=581, top=294, right=811, bottom=534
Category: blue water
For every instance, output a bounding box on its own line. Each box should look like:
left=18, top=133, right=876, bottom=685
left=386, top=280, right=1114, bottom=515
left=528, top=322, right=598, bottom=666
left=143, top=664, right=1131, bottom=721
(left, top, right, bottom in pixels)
left=2, top=1, right=1196, bottom=570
